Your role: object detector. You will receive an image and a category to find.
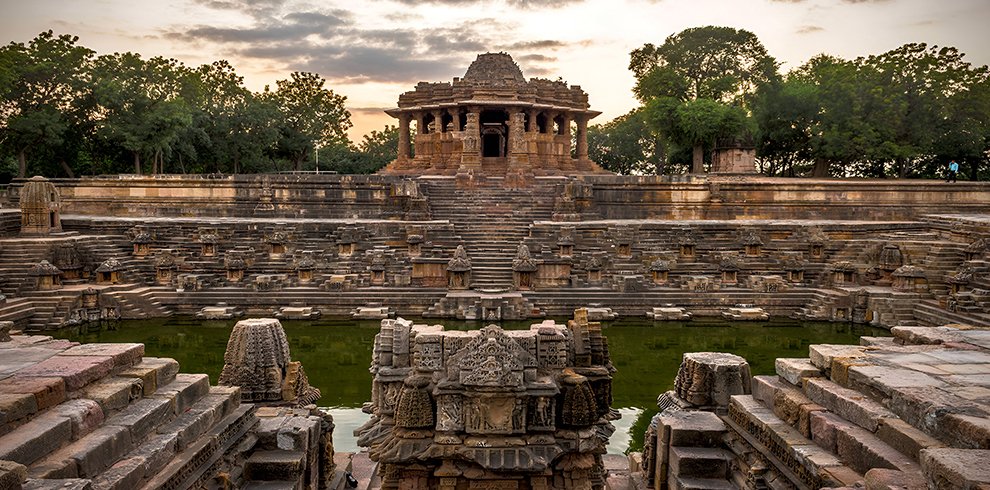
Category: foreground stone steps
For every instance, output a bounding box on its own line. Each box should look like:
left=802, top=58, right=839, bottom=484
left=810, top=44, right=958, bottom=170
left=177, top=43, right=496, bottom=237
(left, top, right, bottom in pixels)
left=0, top=335, right=278, bottom=490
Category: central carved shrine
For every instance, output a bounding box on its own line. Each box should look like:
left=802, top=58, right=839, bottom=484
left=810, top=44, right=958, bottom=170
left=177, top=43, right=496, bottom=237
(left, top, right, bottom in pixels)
left=356, top=310, right=617, bottom=490
left=380, top=52, right=609, bottom=177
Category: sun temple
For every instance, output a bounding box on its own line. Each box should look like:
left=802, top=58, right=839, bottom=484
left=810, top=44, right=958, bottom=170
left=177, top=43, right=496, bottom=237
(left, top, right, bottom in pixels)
left=1, top=53, right=990, bottom=490
left=380, top=52, right=608, bottom=177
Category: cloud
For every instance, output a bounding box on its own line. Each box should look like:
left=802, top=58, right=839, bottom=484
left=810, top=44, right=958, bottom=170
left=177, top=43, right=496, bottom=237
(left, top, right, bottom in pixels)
left=384, top=0, right=584, bottom=8
left=796, top=25, right=825, bottom=34
left=166, top=0, right=579, bottom=84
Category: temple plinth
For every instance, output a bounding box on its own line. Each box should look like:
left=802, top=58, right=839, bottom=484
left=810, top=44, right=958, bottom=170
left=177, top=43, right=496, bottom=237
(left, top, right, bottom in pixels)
left=380, top=52, right=610, bottom=177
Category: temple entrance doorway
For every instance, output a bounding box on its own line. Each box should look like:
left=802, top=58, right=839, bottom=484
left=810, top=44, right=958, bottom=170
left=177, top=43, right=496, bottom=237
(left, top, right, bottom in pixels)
left=480, top=109, right=508, bottom=158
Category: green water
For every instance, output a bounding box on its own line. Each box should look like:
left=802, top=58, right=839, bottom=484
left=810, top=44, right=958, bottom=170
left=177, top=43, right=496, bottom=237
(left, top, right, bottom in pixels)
left=54, top=317, right=885, bottom=454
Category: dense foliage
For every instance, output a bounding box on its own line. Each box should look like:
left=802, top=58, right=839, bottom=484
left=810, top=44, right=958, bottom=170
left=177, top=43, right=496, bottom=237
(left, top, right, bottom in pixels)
left=0, top=31, right=398, bottom=182
left=592, top=26, right=990, bottom=179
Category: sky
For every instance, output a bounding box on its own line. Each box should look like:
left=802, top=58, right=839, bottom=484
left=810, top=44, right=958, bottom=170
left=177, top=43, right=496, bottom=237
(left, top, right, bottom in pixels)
left=2, top=0, right=989, bottom=143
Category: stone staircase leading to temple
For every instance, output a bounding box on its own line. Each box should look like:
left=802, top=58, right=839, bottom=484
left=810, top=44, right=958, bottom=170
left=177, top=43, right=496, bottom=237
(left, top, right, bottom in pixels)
left=0, top=335, right=331, bottom=489
left=421, top=177, right=557, bottom=290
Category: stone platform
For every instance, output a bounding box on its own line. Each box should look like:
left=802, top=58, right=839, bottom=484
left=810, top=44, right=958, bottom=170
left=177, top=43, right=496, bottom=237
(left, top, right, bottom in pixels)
left=0, top=332, right=331, bottom=490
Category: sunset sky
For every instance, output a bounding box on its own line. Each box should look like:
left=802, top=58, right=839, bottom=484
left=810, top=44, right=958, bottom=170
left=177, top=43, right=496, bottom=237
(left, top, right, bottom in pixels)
left=2, top=0, right=988, bottom=142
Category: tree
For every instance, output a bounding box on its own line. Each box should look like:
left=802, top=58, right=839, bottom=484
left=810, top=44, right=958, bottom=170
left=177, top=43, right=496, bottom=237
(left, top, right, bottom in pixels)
left=91, top=53, right=194, bottom=174
left=752, top=78, right=819, bottom=176
left=630, top=26, right=778, bottom=105
left=644, top=97, right=749, bottom=173
left=266, top=72, right=351, bottom=171
left=630, top=27, right=776, bottom=172
left=587, top=109, right=667, bottom=175
left=0, top=31, right=94, bottom=178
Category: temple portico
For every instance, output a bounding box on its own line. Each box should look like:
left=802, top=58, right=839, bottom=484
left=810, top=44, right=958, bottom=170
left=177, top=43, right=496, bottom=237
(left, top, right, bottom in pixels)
left=383, top=52, right=608, bottom=176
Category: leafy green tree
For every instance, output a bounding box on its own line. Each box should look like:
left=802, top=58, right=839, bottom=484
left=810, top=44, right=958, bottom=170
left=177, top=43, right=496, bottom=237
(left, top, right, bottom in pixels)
left=587, top=109, right=668, bottom=175
left=0, top=31, right=94, bottom=178
left=91, top=53, right=194, bottom=174
left=630, top=26, right=776, bottom=172
left=265, top=72, right=351, bottom=171
left=630, top=26, right=778, bottom=105
left=860, top=44, right=989, bottom=177
left=644, top=97, right=749, bottom=173
left=752, top=78, right=819, bottom=176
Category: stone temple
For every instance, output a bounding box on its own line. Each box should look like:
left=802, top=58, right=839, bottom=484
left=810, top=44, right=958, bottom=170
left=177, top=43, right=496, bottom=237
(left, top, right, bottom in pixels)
left=380, top=52, right=608, bottom=177
left=1, top=52, right=990, bottom=489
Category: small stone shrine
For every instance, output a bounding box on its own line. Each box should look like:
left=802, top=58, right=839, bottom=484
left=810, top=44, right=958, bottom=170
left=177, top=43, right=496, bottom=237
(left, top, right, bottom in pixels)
left=356, top=309, right=617, bottom=489
left=218, top=317, right=321, bottom=406
left=18, top=176, right=62, bottom=235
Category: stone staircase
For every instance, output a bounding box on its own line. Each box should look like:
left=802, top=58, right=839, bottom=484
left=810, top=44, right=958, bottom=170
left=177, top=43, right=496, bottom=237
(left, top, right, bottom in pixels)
left=723, top=326, right=990, bottom=489
left=422, top=178, right=555, bottom=290
left=0, top=335, right=328, bottom=489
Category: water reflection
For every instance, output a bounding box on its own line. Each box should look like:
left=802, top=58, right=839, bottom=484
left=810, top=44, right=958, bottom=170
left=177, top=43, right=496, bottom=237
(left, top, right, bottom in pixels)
left=55, top=317, right=885, bottom=454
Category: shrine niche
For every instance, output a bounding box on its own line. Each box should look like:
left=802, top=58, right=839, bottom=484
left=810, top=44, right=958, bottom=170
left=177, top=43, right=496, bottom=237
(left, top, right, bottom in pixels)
left=718, top=254, right=741, bottom=285
left=266, top=229, right=288, bottom=258
left=808, top=228, right=829, bottom=259
left=19, top=176, right=62, bottom=235
left=447, top=245, right=472, bottom=290
left=741, top=230, right=764, bottom=257
left=295, top=251, right=317, bottom=284
left=649, top=258, right=671, bottom=285
left=783, top=255, right=806, bottom=283
left=512, top=244, right=538, bottom=290
left=357, top=311, right=615, bottom=490
left=225, top=252, right=247, bottom=282
left=95, top=258, right=124, bottom=284
left=155, top=251, right=178, bottom=285
left=678, top=230, right=697, bottom=260
left=965, top=238, right=986, bottom=261
left=557, top=227, right=575, bottom=257
left=380, top=52, right=609, bottom=178
left=52, top=242, right=85, bottom=281
left=831, top=261, right=857, bottom=285
left=31, top=260, right=62, bottom=290
left=199, top=229, right=220, bottom=257
left=131, top=230, right=152, bottom=257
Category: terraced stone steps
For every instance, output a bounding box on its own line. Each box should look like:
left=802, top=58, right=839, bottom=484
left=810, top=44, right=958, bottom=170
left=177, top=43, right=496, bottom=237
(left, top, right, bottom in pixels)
left=0, top=335, right=320, bottom=490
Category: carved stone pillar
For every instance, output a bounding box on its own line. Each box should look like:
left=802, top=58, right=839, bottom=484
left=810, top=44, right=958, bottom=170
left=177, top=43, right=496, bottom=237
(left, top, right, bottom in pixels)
left=458, top=107, right=482, bottom=171
left=507, top=109, right=528, bottom=165
left=527, top=109, right=538, bottom=133
left=576, top=114, right=589, bottom=160
left=432, top=110, right=443, bottom=133
left=397, top=113, right=411, bottom=161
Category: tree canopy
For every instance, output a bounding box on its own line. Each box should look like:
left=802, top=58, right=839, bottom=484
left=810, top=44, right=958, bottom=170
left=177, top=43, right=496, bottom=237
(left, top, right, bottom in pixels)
left=0, top=31, right=384, bottom=181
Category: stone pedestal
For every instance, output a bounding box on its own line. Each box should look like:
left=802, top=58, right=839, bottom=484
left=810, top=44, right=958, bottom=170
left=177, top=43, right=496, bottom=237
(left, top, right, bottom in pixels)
left=674, top=352, right=751, bottom=410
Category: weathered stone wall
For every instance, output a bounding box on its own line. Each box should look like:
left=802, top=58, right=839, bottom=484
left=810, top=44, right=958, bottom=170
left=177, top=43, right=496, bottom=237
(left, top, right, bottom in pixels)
left=579, top=175, right=990, bottom=220
left=10, top=174, right=423, bottom=219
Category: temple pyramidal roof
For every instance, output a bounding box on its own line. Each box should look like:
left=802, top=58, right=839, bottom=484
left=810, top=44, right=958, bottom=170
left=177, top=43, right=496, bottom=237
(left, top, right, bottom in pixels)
left=462, top=52, right=526, bottom=84
left=386, top=52, right=599, bottom=117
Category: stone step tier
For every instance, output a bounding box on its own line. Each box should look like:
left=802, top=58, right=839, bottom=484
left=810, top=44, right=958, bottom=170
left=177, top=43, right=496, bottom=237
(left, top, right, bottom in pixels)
left=722, top=324, right=990, bottom=489
left=0, top=334, right=331, bottom=490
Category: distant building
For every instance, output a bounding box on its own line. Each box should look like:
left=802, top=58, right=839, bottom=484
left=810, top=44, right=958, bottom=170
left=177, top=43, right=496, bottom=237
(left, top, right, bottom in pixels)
left=380, top=52, right=609, bottom=176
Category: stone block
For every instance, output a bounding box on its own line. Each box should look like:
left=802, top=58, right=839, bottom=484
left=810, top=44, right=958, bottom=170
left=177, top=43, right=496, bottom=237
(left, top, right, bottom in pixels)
left=658, top=411, right=726, bottom=447
left=149, top=373, right=209, bottom=415
left=116, top=357, right=179, bottom=396
left=0, top=377, right=66, bottom=410
left=245, top=450, right=305, bottom=482
left=276, top=416, right=320, bottom=452
left=820, top=465, right=865, bottom=487
left=804, top=377, right=895, bottom=432
left=921, top=448, right=990, bottom=489
left=0, top=412, right=72, bottom=465
left=942, top=413, right=990, bottom=449
left=668, top=447, right=729, bottom=479
left=847, top=366, right=946, bottom=402
left=105, top=397, right=172, bottom=441
left=864, top=468, right=926, bottom=490
left=775, top=358, right=821, bottom=386
left=50, top=400, right=104, bottom=440
left=15, top=357, right=114, bottom=392
left=884, top=386, right=986, bottom=445
left=77, top=378, right=140, bottom=414
left=154, top=389, right=231, bottom=450
left=669, top=476, right=735, bottom=489
left=56, top=344, right=143, bottom=369
left=876, top=418, right=946, bottom=460
left=0, top=460, right=27, bottom=490
left=0, top=394, right=38, bottom=428
left=808, top=344, right=867, bottom=372
left=89, top=457, right=143, bottom=490
left=22, top=479, right=93, bottom=490
left=41, top=425, right=132, bottom=478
